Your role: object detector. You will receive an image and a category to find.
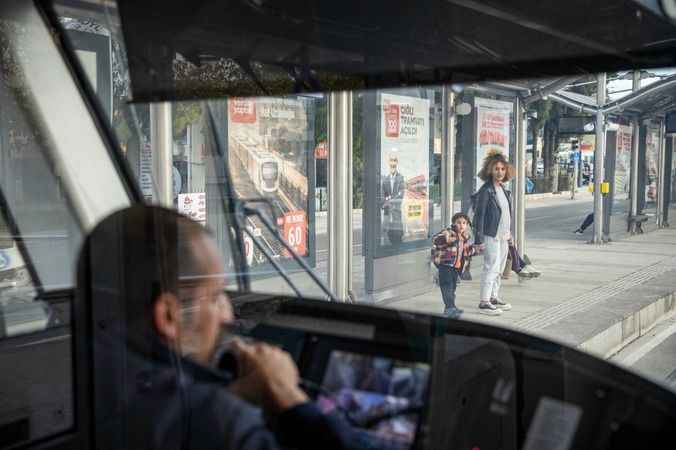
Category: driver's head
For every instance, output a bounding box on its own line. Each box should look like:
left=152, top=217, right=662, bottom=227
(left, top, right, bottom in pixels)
left=78, top=205, right=233, bottom=365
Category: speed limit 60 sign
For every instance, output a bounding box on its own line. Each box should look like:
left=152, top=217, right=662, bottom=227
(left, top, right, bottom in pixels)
left=282, top=210, right=307, bottom=256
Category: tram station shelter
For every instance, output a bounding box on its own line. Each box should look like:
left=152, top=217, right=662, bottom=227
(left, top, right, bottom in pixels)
left=8, top=0, right=676, bottom=305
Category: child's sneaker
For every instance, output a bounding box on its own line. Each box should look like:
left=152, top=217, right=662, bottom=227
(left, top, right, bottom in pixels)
left=491, top=297, right=512, bottom=311
left=522, top=265, right=541, bottom=277
left=444, top=307, right=464, bottom=318
left=478, top=301, right=502, bottom=315
left=517, top=270, right=533, bottom=280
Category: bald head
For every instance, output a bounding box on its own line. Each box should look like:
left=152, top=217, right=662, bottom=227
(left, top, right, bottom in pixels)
left=78, top=205, right=231, bottom=360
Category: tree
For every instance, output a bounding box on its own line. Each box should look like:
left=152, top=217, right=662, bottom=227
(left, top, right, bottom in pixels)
left=173, top=103, right=203, bottom=140
left=352, top=94, right=364, bottom=208
left=528, top=100, right=553, bottom=181
left=542, top=101, right=565, bottom=191
left=311, top=93, right=365, bottom=208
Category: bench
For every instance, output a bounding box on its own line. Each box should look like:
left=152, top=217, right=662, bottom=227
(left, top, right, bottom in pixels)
left=627, top=214, right=649, bottom=234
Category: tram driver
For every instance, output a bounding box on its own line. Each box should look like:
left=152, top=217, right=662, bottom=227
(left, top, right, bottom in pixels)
left=77, top=206, right=361, bottom=450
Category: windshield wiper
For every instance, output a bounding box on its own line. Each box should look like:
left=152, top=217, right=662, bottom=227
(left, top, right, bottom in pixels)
left=236, top=197, right=336, bottom=301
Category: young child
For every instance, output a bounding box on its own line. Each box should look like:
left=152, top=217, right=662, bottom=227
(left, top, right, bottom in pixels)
left=431, top=212, right=480, bottom=318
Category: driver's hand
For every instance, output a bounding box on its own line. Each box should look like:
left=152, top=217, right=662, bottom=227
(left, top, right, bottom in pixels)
left=228, top=340, right=308, bottom=413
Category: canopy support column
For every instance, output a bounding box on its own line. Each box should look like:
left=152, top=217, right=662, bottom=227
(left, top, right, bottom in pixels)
left=150, top=102, right=173, bottom=207
left=657, top=119, right=667, bottom=228
left=515, top=98, right=527, bottom=253
left=441, top=86, right=456, bottom=226
left=593, top=74, right=606, bottom=244
left=328, top=91, right=353, bottom=301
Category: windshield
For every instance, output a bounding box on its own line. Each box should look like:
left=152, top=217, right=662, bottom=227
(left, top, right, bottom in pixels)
left=50, top=0, right=676, bottom=398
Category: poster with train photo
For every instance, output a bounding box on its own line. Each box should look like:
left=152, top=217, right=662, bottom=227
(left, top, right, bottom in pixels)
left=227, top=97, right=315, bottom=267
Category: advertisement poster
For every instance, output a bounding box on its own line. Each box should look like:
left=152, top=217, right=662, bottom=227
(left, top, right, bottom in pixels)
left=672, top=147, right=676, bottom=206
left=177, top=193, right=206, bottom=225
left=646, top=126, right=660, bottom=204
left=379, top=93, right=430, bottom=246
left=227, top=97, right=315, bottom=266
left=475, top=98, right=512, bottom=189
left=139, top=142, right=154, bottom=201
left=615, top=125, right=633, bottom=199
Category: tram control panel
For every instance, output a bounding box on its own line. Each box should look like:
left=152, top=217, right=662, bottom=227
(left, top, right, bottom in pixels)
left=247, top=324, right=432, bottom=449
left=228, top=296, right=676, bottom=450
left=229, top=297, right=522, bottom=450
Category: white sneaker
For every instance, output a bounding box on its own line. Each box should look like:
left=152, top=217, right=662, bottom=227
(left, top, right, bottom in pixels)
left=491, top=297, right=512, bottom=311
left=478, top=301, right=502, bottom=316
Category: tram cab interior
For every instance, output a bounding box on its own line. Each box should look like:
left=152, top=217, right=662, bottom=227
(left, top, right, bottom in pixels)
left=4, top=1, right=676, bottom=449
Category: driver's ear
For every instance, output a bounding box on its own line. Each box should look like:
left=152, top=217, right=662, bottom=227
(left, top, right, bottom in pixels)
left=153, top=292, right=181, bottom=341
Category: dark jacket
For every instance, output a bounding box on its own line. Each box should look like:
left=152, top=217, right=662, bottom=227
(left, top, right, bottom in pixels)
left=382, top=172, right=405, bottom=229
left=472, top=181, right=512, bottom=245
left=382, top=172, right=405, bottom=203
left=107, top=339, right=359, bottom=450
left=431, top=224, right=478, bottom=274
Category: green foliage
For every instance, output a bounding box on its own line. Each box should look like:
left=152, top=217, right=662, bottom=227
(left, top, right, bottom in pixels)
left=113, top=111, right=132, bottom=144
left=173, top=102, right=202, bottom=139
left=311, top=93, right=365, bottom=208
left=530, top=99, right=552, bottom=130
left=352, top=94, right=364, bottom=208
left=315, top=96, right=327, bottom=143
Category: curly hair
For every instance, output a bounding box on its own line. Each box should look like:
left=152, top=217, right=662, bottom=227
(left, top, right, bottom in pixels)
left=477, top=150, right=515, bottom=182
left=452, top=212, right=471, bottom=226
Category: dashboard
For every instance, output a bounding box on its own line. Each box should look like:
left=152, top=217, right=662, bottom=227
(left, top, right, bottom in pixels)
left=232, top=293, right=676, bottom=450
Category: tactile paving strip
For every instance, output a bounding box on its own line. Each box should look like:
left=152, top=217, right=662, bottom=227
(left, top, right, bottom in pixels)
left=515, top=256, right=676, bottom=332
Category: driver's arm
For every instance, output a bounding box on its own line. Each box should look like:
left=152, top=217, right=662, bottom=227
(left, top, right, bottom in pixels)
left=228, top=341, right=359, bottom=450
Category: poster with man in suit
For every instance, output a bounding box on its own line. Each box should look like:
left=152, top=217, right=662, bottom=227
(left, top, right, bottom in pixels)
left=380, top=93, right=430, bottom=247
left=382, top=153, right=406, bottom=245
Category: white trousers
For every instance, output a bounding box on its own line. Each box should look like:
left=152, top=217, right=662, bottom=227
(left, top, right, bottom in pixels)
left=480, top=236, right=509, bottom=303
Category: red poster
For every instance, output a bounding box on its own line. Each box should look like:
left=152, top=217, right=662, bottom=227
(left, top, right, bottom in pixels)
left=384, top=101, right=400, bottom=138
left=281, top=210, right=307, bottom=256
left=314, top=141, right=328, bottom=159
left=229, top=98, right=257, bottom=123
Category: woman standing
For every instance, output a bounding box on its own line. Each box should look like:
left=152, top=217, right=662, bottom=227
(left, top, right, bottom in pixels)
left=473, top=151, right=515, bottom=316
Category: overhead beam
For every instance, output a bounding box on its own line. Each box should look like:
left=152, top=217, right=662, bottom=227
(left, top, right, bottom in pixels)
left=521, top=76, right=586, bottom=105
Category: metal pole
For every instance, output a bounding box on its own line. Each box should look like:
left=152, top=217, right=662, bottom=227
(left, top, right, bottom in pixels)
left=347, top=92, right=354, bottom=298
left=515, top=98, right=527, bottom=253
left=630, top=118, right=640, bottom=225
left=571, top=163, right=578, bottom=199
left=441, top=86, right=456, bottom=225
left=593, top=73, right=606, bottom=244
left=150, top=102, right=174, bottom=207
left=657, top=119, right=666, bottom=227
left=629, top=71, right=640, bottom=233
left=328, top=91, right=351, bottom=301
left=632, top=70, right=641, bottom=92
